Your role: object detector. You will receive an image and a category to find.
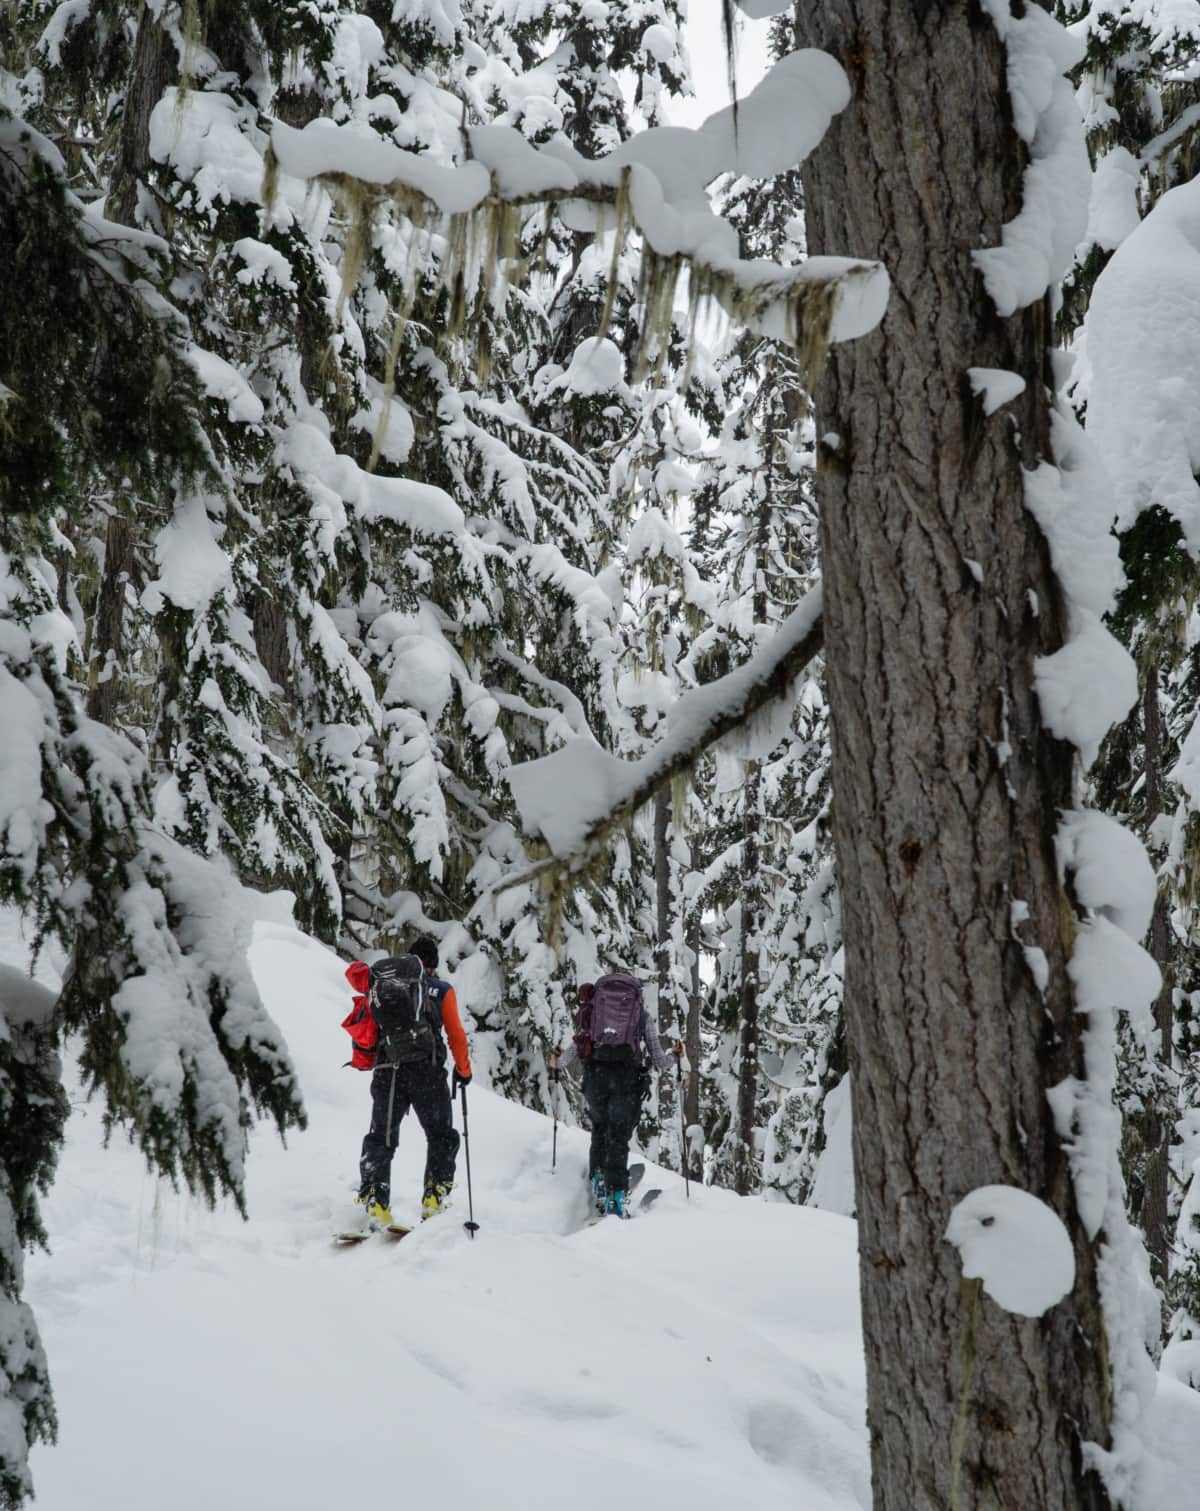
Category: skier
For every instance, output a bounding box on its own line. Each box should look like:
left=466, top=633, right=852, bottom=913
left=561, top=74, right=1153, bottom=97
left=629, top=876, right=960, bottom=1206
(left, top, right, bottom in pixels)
left=549, top=973, right=681, bottom=1217
left=344, top=937, right=472, bottom=1225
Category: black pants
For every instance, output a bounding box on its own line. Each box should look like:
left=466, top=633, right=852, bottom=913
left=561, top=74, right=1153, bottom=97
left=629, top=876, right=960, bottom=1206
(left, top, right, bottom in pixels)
left=583, top=1062, right=642, bottom=1193
left=359, top=1060, right=459, bottom=1205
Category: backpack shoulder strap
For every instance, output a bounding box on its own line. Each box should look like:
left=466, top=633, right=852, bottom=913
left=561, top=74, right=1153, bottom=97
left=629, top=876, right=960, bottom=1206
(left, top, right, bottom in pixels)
left=423, top=974, right=450, bottom=1027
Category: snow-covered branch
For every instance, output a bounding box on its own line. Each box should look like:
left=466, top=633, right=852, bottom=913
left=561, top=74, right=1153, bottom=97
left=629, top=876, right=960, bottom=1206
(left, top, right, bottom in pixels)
left=269, top=47, right=888, bottom=353
left=504, top=586, right=824, bottom=868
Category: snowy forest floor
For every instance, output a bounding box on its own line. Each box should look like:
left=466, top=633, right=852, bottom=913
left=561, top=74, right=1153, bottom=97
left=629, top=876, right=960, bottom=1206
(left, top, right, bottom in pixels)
left=9, top=910, right=1200, bottom=1510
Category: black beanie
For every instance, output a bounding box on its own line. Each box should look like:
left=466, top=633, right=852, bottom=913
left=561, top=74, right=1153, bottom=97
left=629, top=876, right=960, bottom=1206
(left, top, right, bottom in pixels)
left=410, top=936, right=439, bottom=971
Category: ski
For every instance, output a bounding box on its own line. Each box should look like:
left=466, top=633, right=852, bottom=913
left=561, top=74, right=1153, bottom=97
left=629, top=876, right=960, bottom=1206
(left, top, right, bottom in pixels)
left=333, top=1224, right=413, bottom=1246
left=602, top=1186, right=662, bottom=1222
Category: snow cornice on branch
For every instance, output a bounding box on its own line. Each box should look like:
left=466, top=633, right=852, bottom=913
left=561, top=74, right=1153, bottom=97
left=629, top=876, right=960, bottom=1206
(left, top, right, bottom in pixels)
left=268, top=47, right=888, bottom=365
left=503, top=586, right=824, bottom=879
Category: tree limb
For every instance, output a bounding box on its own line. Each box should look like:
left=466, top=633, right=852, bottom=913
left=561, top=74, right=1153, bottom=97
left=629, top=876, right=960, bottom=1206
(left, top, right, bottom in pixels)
left=499, top=586, right=824, bottom=888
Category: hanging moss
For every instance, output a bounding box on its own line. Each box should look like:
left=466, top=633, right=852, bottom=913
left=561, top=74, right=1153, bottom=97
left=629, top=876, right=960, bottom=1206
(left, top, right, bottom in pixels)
left=948, top=1276, right=983, bottom=1511
left=537, top=201, right=555, bottom=278
left=331, top=176, right=378, bottom=327
left=388, top=181, right=437, bottom=233
left=680, top=267, right=708, bottom=390
left=680, top=259, right=838, bottom=391
left=597, top=168, right=633, bottom=342
left=483, top=187, right=522, bottom=290
left=787, top=281, right=838, bottom=391
left=444, top=210, right=472, bottom=338
left=670, top=771, right=690, bottom=833
left=476, top=320, right=496, bottom=389
left=301, top=157, right=845, bottom=396
left=178, top=0, right=207, bottom=105
left=260, top=143, right=280, bottom=221
left=367, top=304, right=408, bottom=473
left=367, top=216, right=429, bottom=472
left=634, top=249, right=683, bottom=385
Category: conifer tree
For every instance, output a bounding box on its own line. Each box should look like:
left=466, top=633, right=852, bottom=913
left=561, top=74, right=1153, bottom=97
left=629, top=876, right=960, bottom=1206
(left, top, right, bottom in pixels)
left=0, top=54, right=306, bottom=1499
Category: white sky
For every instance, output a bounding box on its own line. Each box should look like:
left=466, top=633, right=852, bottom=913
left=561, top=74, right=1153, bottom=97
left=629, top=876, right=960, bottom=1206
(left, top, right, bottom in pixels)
left=669, top=1, right=774, bottom=128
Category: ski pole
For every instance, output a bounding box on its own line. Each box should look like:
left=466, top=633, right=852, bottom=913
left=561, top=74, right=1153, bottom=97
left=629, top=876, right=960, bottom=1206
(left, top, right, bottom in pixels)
left=550, top=1065, right=560, bottom=1173
left=459, top=1081, right=480, bottom=1238
left=675, top=1048, right=689, bottom=1201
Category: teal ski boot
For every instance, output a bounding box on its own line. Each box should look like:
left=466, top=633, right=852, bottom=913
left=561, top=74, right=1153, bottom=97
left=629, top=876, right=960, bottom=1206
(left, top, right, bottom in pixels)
left=605, top=1189, right=627, bottom=1219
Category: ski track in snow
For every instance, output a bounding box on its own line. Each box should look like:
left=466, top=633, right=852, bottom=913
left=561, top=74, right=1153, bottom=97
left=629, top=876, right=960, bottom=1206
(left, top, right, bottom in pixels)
left=5, top=910, right=1197, bottom=1510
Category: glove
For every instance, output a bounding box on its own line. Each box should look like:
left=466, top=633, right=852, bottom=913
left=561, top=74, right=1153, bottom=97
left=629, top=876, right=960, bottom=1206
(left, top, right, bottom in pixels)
left=452, top=1069, right=472, bottom=1092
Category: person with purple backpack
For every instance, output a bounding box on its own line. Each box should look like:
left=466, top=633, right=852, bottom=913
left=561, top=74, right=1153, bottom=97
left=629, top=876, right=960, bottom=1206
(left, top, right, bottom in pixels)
left=549, top=972, right=681, bottom=1218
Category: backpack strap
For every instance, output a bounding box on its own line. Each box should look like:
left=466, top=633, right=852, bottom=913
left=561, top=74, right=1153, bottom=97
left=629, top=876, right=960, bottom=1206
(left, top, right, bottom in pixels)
left=423, top=974, right=451, bottom=1064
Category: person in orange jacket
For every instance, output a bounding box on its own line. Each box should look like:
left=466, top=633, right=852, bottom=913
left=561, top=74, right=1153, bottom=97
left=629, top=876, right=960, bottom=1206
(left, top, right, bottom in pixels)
left=343, top=936, right=472, bottom=1223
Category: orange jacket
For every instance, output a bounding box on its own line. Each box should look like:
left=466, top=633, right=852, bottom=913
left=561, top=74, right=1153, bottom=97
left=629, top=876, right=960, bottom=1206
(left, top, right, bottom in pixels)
left=342, top=960, right=472, bottom=1078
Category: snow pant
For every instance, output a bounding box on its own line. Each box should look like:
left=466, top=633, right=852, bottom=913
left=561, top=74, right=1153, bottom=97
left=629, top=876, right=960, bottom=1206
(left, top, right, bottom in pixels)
left=359, top=1059, right=459, bottom=1205
left=582, top=1062, right=643, bottom=1193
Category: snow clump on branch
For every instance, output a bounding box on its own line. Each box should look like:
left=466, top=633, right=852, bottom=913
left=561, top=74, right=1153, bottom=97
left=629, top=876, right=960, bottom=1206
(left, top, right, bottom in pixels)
left=945, top=1186, right=1075, bottom=1317
left=1086, top=173, right=1200, bottom=550
left=973, top=0, right=1090, bottom=316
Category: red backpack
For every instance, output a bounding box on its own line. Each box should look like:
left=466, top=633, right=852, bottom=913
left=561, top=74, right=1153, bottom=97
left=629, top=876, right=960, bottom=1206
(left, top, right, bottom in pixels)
left=342, top=960, right=377, bottom=1069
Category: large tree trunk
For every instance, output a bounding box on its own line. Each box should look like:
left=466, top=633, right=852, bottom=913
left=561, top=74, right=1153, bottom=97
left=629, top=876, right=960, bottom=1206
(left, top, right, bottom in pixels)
left=796, top=4, right=1113, bottom=1507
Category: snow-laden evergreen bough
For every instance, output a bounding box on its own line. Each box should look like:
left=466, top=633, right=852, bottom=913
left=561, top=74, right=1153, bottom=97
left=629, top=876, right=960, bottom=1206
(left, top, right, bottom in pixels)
left=1045, top=0, right=1200, bottom=1382
left=1084, top=101, right=1200, bottom=1389
left=0, top=72, right=312, bottom=1503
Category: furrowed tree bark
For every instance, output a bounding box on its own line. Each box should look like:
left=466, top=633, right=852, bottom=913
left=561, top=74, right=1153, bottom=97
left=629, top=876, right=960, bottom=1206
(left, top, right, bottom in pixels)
left=795, top=3, right=1113, bottom=1506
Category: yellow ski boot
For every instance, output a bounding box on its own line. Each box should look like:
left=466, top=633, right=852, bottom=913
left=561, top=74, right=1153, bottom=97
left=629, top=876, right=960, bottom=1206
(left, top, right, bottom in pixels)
left=420, top=1182, right=453, bottom=1220
left=355, top=1191, right=393, bottom=1228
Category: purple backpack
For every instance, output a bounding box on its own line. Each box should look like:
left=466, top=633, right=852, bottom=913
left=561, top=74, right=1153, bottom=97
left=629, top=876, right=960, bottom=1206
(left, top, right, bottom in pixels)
left=587, top=974, right=644, bottom=1065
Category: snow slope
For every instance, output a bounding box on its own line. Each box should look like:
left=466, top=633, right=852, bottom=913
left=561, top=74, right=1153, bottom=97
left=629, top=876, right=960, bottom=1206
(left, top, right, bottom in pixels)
left=12, top=912, right=1199, bottom=1510
left=23, top=917, right=869, bottom=1511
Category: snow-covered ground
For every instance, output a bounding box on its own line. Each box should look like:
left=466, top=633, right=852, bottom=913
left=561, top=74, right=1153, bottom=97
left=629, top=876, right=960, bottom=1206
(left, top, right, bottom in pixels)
left=22, top=916, right=869, bottom=1511
left=11, top=911, right=1200, bottom=1510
